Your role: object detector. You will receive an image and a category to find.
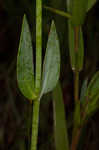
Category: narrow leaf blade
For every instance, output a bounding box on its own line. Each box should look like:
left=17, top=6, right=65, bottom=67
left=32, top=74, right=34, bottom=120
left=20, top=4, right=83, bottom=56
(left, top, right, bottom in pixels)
left=85, top=94, right=99, bottom=119
left=52, top=82, right=69, bottom=150
left=87, top=71, right=99, bottom=98
left=80, top=79, right=88, bottom=104
left=43, top=5, right=71, bottom=19
left=68, top=21, right=75, bottom=70
left=40, top=21, right=60, bottom=98
left=82, top=72, right=99, bottom=121
left=17, top=15, right=37, bottom=100
left=87, top=0, right=96, bottom=11
left=68, top=22, right=84, bottom=71
left=71, top=0, right=88, bottom=26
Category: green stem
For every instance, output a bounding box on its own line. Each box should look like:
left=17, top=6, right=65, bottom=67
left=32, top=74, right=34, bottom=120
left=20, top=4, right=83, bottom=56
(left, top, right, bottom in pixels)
left=71, top=71, right=80, bottom=150
left=71, top=128, right=81, bottom=150
left=74, top=71, right=79, bottom=102
left=43, top=5, right=71, bottom=19
left=35, top=0, right=42, bottom=93
left=31, top=100, right=40, bottom=150
left=27, top=102, right=32, bottom=150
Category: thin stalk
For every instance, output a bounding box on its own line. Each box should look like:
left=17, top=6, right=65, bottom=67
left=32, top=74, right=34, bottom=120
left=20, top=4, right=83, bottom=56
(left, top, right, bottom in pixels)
left=66, top=0, right=82, bottom=149
left=35, top=0, right=42, bottom=93
left=43, top=5, right=71, bottom=19
left=27, top=102, right=32, bottom=150
left=70, top=71, right=80, bottom=150
left=31, top=100, right=40, bottom=150
left=31, top=0, right=42, bottom=149
left=71, top=128, right=81, bottom=150
left=74, top=71, right=79, bottom=102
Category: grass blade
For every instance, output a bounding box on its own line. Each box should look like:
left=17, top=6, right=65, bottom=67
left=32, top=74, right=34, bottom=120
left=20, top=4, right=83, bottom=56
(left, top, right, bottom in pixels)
left=80, top=79, right=88, bottom=104
left=87, top=0, right=97, bottom=11
left=43, top=5, right=71, bottom=19
left=87, top=71, right=99, bottom=98
left=81, top=72, right=99, bottom=121
left=52, top=82, right=69, bottom=150
left=71, top=0, right=88, bottom=26
left=68, top=22, right=84, bottom=71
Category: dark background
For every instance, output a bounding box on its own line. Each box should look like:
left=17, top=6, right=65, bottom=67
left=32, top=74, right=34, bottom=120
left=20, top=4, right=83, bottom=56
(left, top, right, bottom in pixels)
left=0, top=0, right=99, bottom=150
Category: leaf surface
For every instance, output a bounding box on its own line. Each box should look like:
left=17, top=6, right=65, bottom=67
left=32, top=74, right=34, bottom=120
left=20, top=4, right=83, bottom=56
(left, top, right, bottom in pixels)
left=68, top=22, right=84, bottom=71
left=52, top=82, right=69, bottom=150
left=17, top=15, right=37, bottom=100
left=82, top=72, right=99, bottom=120
left=87, top=71, right=99, bottom=98
left=71, top=0, right=88, bottom=26
left=87, top=0, right=96, bottom=11
left=40, top=21, right=60, bottom=99
left=80, top=79, right=88, bottom=104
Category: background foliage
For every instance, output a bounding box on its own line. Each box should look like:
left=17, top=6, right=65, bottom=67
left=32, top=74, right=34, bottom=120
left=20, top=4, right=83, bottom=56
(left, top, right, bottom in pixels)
left=0, top=0, right=99, bottom=150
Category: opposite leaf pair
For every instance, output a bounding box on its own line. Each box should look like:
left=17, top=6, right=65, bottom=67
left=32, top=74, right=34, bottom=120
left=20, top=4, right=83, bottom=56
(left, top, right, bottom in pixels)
left=17, top=15, right=60, bottom=101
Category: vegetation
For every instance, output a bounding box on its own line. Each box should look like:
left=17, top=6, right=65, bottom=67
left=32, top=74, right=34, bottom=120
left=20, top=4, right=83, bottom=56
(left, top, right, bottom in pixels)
left=0, top=0, right=99, bottom=150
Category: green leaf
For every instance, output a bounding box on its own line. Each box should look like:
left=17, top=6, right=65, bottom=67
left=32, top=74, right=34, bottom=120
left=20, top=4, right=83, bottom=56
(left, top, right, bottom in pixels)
left=17, top=15, right=37, bottom=100
left=68, top=22, right=84, bottom=71
left=87, top=71, right=99, bottom=98
left=85, top=93, right=99, bottom=119
left=43, top=5, right=71, bottom=19
left=71, top=0, right=88, bottom=26
left=81, top=72, right=99, bottom=120
left=87, top=0, right=96, bottom=11
left=40, top=21, right=60, bottom=98
left=68, top=21, right=75, bottom=70
left=66, top=0, right=71, bottom=12
left=80, top=79, right=88, bottom=104
left=52, top=82, right=69, bottom=150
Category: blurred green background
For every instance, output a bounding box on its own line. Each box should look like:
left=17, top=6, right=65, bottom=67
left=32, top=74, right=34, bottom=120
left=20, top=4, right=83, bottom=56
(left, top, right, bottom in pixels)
left=0, top=0, right=99, bottom=150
